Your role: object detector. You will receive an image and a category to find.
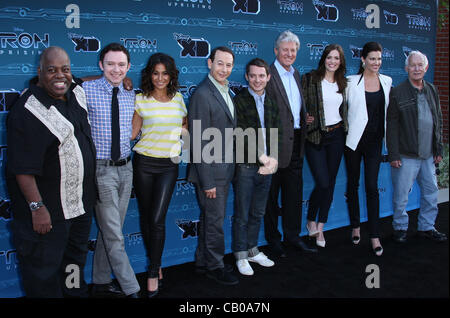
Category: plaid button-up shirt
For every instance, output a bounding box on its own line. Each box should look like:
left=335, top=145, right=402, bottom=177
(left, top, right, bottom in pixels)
left=83, top=77, right=135, bottom=160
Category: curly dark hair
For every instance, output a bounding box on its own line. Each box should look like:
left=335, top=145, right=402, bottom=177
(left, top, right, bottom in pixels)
left=141, top=52, right=179, bottom=98
left=315, top=43, right=347, bottom=93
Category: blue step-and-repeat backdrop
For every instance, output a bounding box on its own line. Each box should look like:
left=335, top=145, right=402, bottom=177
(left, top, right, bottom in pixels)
left=0, top=0, right=436, bottom=297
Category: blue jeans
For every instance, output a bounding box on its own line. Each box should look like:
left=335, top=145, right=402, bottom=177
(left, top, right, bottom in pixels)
left=391, top=156, right=439, bottom=231
left=232, top=164, right=272, bottom=260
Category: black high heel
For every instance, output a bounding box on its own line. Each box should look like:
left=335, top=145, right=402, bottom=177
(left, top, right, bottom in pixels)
left=351, top=228, right=360, bottom=245
left=158, top=268, right=163, bottom=289
left=372, top=246, right=383, bottom=256
left=147, top=271, right=159, bottom=298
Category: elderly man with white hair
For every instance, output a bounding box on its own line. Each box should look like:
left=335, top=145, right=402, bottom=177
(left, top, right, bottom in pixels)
left=263, top=30, right=317, bottom=257
left=386, top=51, right=447, bottom=243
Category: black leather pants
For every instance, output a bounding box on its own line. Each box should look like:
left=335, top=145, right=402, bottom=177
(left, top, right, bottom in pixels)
left=133, top=153, right=178, bottom=278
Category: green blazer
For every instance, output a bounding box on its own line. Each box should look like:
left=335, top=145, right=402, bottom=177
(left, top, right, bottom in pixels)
left=301, top=71, right=348, bottom=145
left=233, top=87, right=282, bottom=165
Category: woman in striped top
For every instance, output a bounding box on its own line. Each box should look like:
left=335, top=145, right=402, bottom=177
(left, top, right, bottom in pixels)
left=131, top=53, right=187, bottom=298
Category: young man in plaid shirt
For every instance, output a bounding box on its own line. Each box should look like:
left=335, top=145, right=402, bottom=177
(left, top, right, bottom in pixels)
left=83, top=43, right=139, bottom=298
left=232, top=58, right=281, bottom=276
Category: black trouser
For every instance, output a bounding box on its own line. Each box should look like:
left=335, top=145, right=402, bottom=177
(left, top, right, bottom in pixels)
left=344, top=137, right=382, bottom=238
left=305, top=127, right=345, bottom=223
left=194, top=183, right=230, bottom=271
left=133, top=153, right=178, bottom=278
left=12, top=210, right=93, bottom=298
left=264, top=129, right=303, bottom=244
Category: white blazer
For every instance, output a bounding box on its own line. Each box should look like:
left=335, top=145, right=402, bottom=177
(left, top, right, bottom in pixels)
left=345, top=73, right=392, bottom=150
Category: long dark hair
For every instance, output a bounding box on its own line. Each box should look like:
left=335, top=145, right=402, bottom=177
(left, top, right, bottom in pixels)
left=141, top=52, right=179, bottom=98
left=358, top=42, right=383, bottom=74
left=315, top=44, right=347, bottom=93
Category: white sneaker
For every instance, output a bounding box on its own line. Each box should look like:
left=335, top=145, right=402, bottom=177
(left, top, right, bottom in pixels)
left=248, top=252, right=275, bottom=267
left=236, top=259, right=254, bottom=276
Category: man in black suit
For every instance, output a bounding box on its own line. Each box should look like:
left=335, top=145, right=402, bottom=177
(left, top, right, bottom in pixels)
left=264, top=30, right=317, bottom=257
left=188, top=46, right=239, bottom=285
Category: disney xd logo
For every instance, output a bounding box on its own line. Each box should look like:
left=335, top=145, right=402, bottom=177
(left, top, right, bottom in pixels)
left=69, top=33, right=100, bottom=52
left=232, top=0, right=260, bottom=14
left=176, top=219, right=199, bottom=239
left=313, top=0, right=339, bottom=22
left=174, top=33, right=210, bottom=58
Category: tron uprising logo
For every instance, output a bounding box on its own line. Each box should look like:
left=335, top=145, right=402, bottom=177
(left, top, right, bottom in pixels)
left=0, top=30, right=49, bottom=55
left=229, top=40, right=257, bottom=55
left=351, top=8, right=369, bottom=21
left=120, top=36, right=157, bottom=53
left=313, top=0, right=339, bottom=22
left=232, top=0, right=260, bottom=14
left=174, top=33, right=210, bottom=58
left=307, top=42, right=327, bottom=60
left=179, top=82, right=198, bottom=100
left=69, top=33, right=100, bottom=52
left=382, top=47, right=395, bottom=61
left=406, top=13, right=431, bottom=31
left=0, top=249, right=17, bottom=271
left=167, top=0, right=212, bottom=10
left=350, top=45, right=394, bottom=61
left=278, top=0, right=303, bottom=15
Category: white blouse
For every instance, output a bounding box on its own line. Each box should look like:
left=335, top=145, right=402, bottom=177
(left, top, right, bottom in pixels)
left=321, top=78, right=343, bottom=126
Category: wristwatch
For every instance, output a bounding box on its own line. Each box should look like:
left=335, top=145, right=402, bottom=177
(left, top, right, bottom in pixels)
left=29, top=201, right=44, bottom=212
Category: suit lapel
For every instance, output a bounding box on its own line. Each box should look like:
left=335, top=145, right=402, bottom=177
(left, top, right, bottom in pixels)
left=270, top=64, right=291, bottom=112
left=271, top=63, right=306, bottom=122
left=207, top=78, right=235, bottom=125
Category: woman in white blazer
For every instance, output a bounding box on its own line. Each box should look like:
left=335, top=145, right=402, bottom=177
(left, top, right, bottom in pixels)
left=344, top=42, right=392, bottom=256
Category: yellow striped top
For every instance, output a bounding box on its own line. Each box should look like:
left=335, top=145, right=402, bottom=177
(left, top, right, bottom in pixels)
left=133, top=92, right=187, bottom=158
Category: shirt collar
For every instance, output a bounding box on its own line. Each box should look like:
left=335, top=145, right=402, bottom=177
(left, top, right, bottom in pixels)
left=408, top=78, right=425, bottom=93
left=247, top=87, right=265, bottom=102
left=100, top=76, right=124, bottom=93
left=274, top=59, right=294, bottom=76
left=208, top=73, right=229, bottom=93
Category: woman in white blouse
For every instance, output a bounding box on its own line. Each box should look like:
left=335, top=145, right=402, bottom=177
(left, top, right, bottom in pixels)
left=345, top=42, right=392, bottom=256
left=301, top=44, right=348, bottom=248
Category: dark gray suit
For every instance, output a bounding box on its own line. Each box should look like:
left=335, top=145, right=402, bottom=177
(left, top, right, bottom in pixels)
left=188, top=76, right=236, bottom=270
left=264, top=62, right=307, bottom=244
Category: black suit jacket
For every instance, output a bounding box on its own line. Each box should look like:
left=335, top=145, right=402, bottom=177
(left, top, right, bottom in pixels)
left=187, top=77, right=237, bottom=190
left=265, top=62, right=306, bottom=168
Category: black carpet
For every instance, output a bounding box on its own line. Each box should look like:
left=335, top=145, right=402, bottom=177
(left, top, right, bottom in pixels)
left=132, top=202, right=448, bottom=299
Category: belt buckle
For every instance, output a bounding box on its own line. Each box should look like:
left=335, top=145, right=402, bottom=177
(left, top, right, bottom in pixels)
left=112, top=156, right=130, bottom=166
